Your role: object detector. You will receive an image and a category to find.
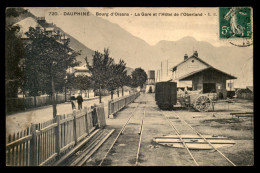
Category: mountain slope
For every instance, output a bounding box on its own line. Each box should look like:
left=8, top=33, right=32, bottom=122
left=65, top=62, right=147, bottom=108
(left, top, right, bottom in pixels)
left=8, top=8, right=95, bottom=66
left=13, top=8, right=254, bottom=87
left=154, top=37, right=253, bottom=87
left=39, top=7, right=160, bottom=70
left=39, top=8, right=252, bottom=81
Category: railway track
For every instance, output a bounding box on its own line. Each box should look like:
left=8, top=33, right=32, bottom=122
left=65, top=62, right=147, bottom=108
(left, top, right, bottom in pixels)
left=54, top=129, right=115, bottom=166
left=158, top=109, right=236, bottom=166
left=98, top=96, right=146, bottom=166
left=57, top=93, right=236, bottom=166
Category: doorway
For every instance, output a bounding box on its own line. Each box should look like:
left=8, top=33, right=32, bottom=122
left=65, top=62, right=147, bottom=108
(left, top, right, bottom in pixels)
left=203, top=83, right=216, bottom=93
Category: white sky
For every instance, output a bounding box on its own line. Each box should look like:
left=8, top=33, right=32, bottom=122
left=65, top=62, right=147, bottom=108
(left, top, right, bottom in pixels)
left=25, top=7, right=232, bottom=47
left=87, top=7, right=224, bottom=46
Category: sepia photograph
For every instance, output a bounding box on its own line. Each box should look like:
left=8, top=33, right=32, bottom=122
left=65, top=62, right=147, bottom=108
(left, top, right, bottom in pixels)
left=5, top=6, right=254, bottom=166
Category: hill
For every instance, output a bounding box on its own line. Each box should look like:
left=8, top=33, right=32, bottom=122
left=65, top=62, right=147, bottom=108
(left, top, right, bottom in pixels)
left=7, top=8, right=95, bottom=66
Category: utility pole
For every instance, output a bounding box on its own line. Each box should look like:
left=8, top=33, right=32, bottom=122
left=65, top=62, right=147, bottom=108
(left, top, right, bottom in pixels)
left=64, top=75, right=67, bottom=102
left=230, top=73, right=232, bottom=91
left=161, top=61, right=163, bottom=81
left=51, top=75, right=57, bottom=118
left=167, top=60, right=168, bottom=77
left=51, top=62, right=57, bottom=118
left=156, top=70, right=159, bottom=82
left=159, top=70, right=160, bottom=82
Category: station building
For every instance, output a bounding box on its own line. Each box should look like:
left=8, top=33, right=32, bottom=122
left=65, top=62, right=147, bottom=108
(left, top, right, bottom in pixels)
left=171, top=51, right=237, bottom=99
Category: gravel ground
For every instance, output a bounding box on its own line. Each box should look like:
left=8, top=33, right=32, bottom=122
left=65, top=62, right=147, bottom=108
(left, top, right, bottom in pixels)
left=84, top=93, right=254, bottom=166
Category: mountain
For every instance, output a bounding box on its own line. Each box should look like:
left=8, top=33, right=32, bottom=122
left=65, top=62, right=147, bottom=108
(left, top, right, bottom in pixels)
left=154, top=37, right=253, bottom=87
left=154, top=36, right=252, bottom=72
left=55, top=28, right=95, bottom=65
left=35, top=7, right=161, bottom=70
left=9, top=8, right=136, bottom=74
left=34, top=8, right=252, bottom=83
left=234, top=56, right=253, bottom=88
left=13, top=8, right=254, bottom=88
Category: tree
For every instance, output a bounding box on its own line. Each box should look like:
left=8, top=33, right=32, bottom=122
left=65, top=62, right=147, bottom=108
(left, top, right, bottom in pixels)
left=65, top=73, right=75, bottom=91
left=74, top=75, right=92, bottom=97
left=5, top=8, right=28, bottom=98
left=131, top=68, right=147, bottom=89
left=115, top=59, right=128, bottom=97
left=124, top=75, right=132, bottom=86
left=106, top=62, right=117, bottom=99
left=85, top=77, right=94, bottom=98
left=24, top=27, right=80, bottom=117
left=86, top=48, right=114, bottom=103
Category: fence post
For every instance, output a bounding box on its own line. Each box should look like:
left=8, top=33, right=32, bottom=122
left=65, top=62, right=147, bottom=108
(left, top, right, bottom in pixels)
left=92, top=104, right=98, bottom=127
left=55, top=115, right=61, bottom=158
left=84, top=107, right=89, bottom=134
left=108, top=100, right=111, bottom=118
left=111, top=101, right=114, bottom=116
left=73, top=111, right=78, bottom=145
left=29, top=124, right=37, bottom=166
left=96, top=103, right=106, bottom=129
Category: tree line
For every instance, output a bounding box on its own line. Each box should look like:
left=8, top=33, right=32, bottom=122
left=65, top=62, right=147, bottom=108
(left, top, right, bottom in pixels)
left=85, top=48, right=147, bottom=103
left=6, top=8, right=148, bottom=117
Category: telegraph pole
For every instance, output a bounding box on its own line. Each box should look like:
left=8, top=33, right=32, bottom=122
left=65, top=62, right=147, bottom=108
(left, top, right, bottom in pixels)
left=167, top=60, right=168, bottom=76
left=161, top=61, right=163, bottom=80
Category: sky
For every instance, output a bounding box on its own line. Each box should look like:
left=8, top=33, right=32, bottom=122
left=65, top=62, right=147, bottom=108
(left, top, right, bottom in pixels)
left=25, top=7, right=232, bottom=47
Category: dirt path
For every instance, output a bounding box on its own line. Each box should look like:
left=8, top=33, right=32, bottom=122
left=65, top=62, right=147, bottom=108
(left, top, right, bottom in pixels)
left=6, top=92, right=129, bottom=136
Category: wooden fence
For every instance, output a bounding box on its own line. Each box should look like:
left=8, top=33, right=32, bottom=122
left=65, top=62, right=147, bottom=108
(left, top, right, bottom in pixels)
left=237, top=93, right=254, bottom=100
left=6, top=104, right=106, bottom=166
left=108, top=92, right=140, bottom=117
left=6, top=94, right=70, bottom=114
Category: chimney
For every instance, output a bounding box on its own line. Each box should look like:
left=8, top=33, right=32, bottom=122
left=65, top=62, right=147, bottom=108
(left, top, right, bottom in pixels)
left=193, top=51, right=198, bottom=57
left=184, top=54, right=188, bottom=60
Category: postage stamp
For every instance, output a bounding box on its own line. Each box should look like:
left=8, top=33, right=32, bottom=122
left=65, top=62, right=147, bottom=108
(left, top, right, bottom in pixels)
left=219, top=7, right=252, bottom=39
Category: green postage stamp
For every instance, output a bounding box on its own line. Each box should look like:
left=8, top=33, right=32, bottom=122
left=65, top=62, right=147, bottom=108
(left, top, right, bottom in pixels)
left=219, top=7, right=252, bottom=39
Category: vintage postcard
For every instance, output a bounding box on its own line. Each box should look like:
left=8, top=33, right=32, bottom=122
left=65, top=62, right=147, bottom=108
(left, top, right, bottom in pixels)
left=5, top=7, right=253, bottom=166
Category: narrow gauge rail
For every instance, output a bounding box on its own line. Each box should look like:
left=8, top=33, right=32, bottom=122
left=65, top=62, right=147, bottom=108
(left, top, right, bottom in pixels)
left=135, top=104, right=146, bottom=166
left=99, top=98, right=146, bottom=166
left=158, top=109, right=236, bottom=166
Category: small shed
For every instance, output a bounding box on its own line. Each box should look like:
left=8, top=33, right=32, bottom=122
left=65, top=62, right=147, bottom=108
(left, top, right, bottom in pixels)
left=235, top=86, right=253, bottom=100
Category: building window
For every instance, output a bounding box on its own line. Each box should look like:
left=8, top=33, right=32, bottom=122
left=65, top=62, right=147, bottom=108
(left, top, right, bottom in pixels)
left=192, top=60, right=194, bottom=63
